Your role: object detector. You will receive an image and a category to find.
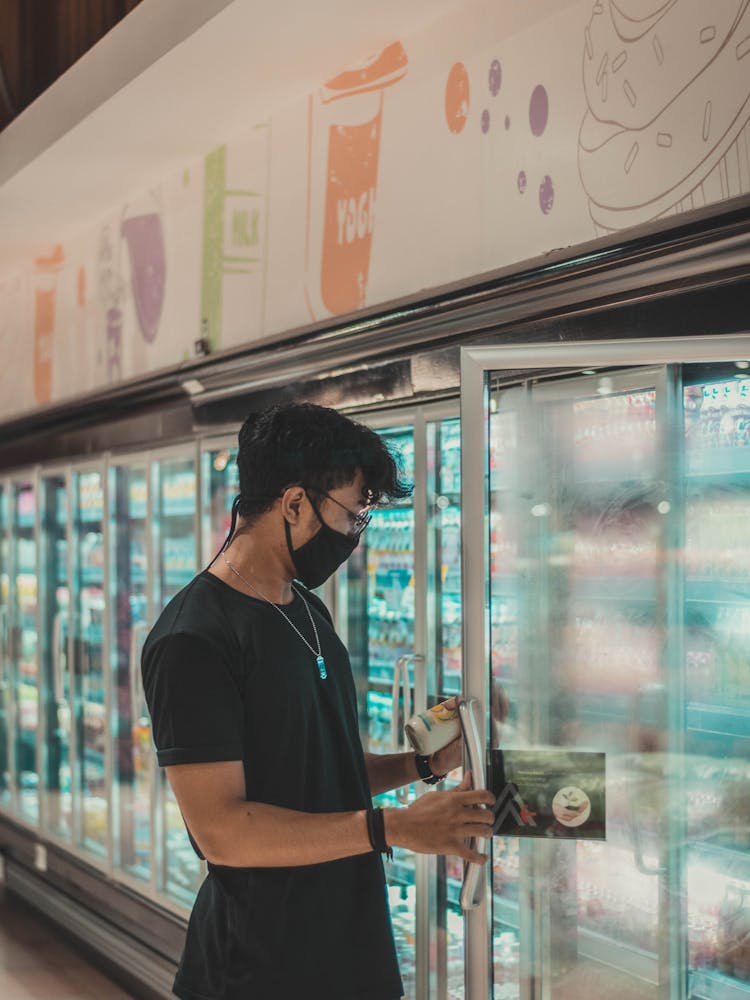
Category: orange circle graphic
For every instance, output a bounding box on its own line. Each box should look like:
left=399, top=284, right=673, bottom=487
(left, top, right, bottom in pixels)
left=445, top=62, right=470, bottom=134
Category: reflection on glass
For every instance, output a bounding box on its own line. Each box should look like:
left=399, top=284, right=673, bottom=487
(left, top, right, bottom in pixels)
left=40, top=475, right=71, bottom=841
left=0, top=484, right=10, bottom=810
left=110, top=464, right=151, bottom=883
left=72, top=471, right=107, bottom=856
left=153, top=455, right=200, bottom=907
left=12, top=481, right=39, bottom=825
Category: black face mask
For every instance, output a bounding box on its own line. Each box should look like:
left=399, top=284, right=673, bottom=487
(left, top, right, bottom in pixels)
left=284, top=499, right=358, bottom=589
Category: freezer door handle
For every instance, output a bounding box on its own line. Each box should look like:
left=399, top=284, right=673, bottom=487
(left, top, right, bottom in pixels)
left=629, top=684, right=667, bottom=876
left=391, top=654, right=424, bottom=804
left=52, top=610, right=69, bottom=705
left=458, top=696, right=488, bottom=911
left=129, top=623, right=150, bottom=724
left=0, top=606, right=7, bottom=687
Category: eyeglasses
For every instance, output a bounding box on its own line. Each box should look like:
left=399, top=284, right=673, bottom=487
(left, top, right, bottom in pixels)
left=305, top=487, right=373, bottom=537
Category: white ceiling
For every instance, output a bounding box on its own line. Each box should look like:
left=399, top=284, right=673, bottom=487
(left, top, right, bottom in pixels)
left=0, top=0, right=463, bottom=273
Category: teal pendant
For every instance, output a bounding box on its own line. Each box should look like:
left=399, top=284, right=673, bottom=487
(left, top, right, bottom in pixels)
left=316, top=655, right=327, bottom=680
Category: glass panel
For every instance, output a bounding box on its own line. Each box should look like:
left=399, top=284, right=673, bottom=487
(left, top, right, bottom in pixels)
left=109, top=463, right=151, bottom=884
left=201, top=446, right=239, bottom=565
left=488, top=373, right=667, bottom=1000
left=683, top=368, right=750, bottom=999
left=0, top=484, right=10, bottom=811
left=153, top=454, right=200, bottom=908
left=39, top=474, right=71, bottom=841
left=339, top=427, right=417, bottom=997
left=72, top=470, right=107, bottom=857
left=11, top=481, right=39, bottom=825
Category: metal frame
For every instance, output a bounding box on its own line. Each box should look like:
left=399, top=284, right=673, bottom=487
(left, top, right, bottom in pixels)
left=460, top=333, right=750, bottom=1000
left=37, top=463, right=72, bottom=848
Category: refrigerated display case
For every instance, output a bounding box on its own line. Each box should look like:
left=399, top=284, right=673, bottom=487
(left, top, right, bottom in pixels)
left=0, top=482, right=9, bottom=811
left=71, top=468, right=108, bottom=860
left=338, top=414, right=470, bottom=999
left=345, top=424, right=419, bottom=995
left=39, top=472, right=71, bottom=843
left=10, top=479, right=39, bottom=826
left=108, top=460, right=152, bottom=886
left=459, top=338, right=750, bottom=1000
left=200, top=443, right=239, bottom=567
left=152, top=451, right=201, bottom=908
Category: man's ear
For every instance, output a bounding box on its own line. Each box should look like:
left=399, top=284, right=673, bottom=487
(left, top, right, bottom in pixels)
left=280, top=485, right=306, bottom=523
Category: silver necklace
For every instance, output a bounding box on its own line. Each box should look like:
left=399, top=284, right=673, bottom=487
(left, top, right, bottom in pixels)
left=222, top=552, right=327, bottom=680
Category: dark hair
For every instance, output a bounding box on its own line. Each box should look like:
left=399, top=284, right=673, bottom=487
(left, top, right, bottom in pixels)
left=234, top=403, right=412, bottom=523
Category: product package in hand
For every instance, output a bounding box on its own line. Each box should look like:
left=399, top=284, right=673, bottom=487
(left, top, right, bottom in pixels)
left=405, top=700, right=461, bottom=756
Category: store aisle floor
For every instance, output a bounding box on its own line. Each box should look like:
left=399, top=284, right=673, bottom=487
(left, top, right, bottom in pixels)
left=0, top=885, right=139, bottom=1000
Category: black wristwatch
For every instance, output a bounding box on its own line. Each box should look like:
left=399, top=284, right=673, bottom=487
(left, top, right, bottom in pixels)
left=415, top=753, right=445, bottom=785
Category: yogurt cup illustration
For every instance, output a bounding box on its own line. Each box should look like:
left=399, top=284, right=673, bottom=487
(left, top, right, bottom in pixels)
left=578, top=0, right=750, bottom=232
left=121, top=208, right=166, bottom=344
left=305, top=42, right=408, bottom=320
left=32, top=245, right=65, bottom=405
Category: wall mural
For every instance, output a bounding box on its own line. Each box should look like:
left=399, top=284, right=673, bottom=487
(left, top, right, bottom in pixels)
left=32, top=245, right=64, bottom=405
left=201, top=123, right=270, bottom=351
left=305, top=42, right=408, bottom=320
left=0, top=0, right=748, bottom=421
left=579, top=0, right=750, bottom=231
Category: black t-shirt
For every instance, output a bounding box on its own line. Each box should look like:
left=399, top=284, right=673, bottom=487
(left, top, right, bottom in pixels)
left=141, top=570, right=403, bottom=1000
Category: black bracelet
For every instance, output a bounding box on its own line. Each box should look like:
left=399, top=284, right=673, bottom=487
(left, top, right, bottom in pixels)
left=366, top=807, right=393, bottom=861
left=415, top=753, right=445, bottom=785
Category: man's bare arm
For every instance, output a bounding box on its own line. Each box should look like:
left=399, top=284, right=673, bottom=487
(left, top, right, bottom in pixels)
left=364, top=751, right=420, bottom=796
left=166, top=760, right=494, bottom=868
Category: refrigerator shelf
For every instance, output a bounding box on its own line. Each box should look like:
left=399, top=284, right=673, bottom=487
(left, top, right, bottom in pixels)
left=687, top=450, right=750, bottom=480
left=687, top=704, right=750, bottom=740
left=571, top=576, right=658, bottom=602
left=689, top=967, right=750, bottom=999
left=686, top=580, right=750, bottom=605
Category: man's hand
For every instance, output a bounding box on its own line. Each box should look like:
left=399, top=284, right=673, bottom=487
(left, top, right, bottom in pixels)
left=384, top=771, right=495, bottom=864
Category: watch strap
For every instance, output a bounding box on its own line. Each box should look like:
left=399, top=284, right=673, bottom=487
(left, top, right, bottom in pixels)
left=415, top=753, right=445, bottom=785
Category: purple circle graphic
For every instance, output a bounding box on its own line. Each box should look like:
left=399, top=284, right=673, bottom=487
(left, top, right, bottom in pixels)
left=518, top=170, right=527, bottom=194
left=481, top=109, right=490, bottom=133
left=505, top=114, right=511, bottom=130
left=529, top=84, right=549, bottom=136
left=489, top=59, right=502, bottom=96
left=539, top=175, right=554, bottom=213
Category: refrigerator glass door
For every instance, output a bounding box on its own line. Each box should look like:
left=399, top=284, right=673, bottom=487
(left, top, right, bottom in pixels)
left=489, top=371, right=673, bottom=1000
left=39, top=473, right=71, bottom=842
left=109, top=463, right=151, bottom=885
left=0, top=483, right=10, bottom=812
left=71, top=470, right=108, bottom=858
left=152, top=454, right=200, bottom=908
left=11, top=480, right=39, bottom=825
left=682, top=367, right=750, bottom=999
left=339, top=426, right=419, bottom=996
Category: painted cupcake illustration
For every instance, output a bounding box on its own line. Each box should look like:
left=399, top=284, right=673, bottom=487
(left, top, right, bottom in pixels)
left=578, top=0, right=750, bottom=233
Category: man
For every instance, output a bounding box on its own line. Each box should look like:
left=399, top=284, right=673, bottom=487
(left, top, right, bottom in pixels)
left=142, top=402, right=494, bottom=1000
